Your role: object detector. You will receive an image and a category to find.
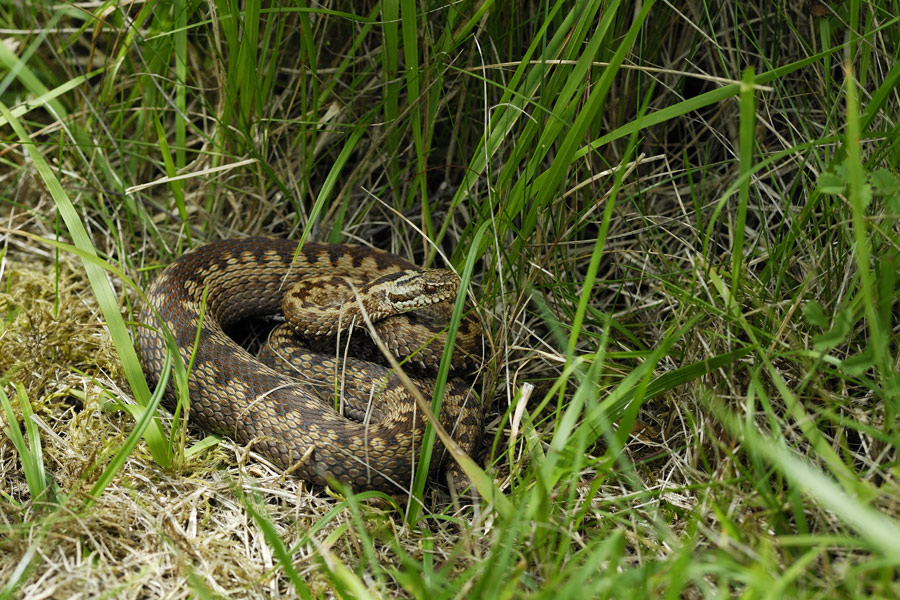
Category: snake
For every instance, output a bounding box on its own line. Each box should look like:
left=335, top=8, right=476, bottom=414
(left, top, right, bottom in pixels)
left=137, top=237, right=483, bottom=493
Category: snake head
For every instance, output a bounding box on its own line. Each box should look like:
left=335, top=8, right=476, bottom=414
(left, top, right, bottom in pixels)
left=379, top=268, right=460, bottom=312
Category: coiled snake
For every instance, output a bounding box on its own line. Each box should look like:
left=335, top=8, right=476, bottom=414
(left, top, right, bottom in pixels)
left=137, top=237, right=483, bottom=492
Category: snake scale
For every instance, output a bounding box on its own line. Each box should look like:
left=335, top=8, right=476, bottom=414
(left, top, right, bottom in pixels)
left=137, top=237, right=483, bottom=492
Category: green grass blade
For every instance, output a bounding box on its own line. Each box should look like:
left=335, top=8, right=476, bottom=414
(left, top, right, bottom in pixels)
left=0, top=102, right=172, bottom=469
left=731, top=67, right=755, bottom=310
left=87, top=355, right=171, bottom=506
left=239, top=489, right=314, bottom=600
left=0, top=37, right=68, bottom=120
left=845, top=69, right=890, bottom=396
left=408, top=220, right=510, bottom=520
left=0, top=384, right=55, bottom=505
left=0, top=69, right=105, bottom=129
left=709, top=395, right=900, bottom=558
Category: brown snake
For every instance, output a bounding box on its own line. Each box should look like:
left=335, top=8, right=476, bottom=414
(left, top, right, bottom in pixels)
left=137, top=237, right=483, bottom=492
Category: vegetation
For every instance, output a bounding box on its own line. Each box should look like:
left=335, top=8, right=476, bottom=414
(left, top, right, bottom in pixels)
left=2, top=0, right=900, bottom=597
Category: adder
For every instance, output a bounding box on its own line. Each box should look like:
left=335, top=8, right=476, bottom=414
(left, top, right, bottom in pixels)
left=137, top=237, right=483, bottom=493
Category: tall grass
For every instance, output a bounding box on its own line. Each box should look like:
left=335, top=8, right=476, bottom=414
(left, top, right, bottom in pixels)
left=2, top=1, right=900, bottom=597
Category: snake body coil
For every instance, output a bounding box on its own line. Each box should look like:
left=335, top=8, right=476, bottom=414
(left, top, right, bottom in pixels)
left=137, top=237, right=482, bottom=492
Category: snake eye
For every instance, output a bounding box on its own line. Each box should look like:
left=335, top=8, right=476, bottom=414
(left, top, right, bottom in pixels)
left=423, top=283, right=436, bottom=294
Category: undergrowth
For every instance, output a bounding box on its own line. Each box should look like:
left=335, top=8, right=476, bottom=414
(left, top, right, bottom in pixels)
left=2, top=1, right=900, bottom=598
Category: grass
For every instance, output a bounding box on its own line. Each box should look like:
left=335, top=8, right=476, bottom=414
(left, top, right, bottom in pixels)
left=2, top=0, right=900, bottom=597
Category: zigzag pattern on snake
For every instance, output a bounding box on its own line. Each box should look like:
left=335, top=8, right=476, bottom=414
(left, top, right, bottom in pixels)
left=137, top=237, right=483, bottom=492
